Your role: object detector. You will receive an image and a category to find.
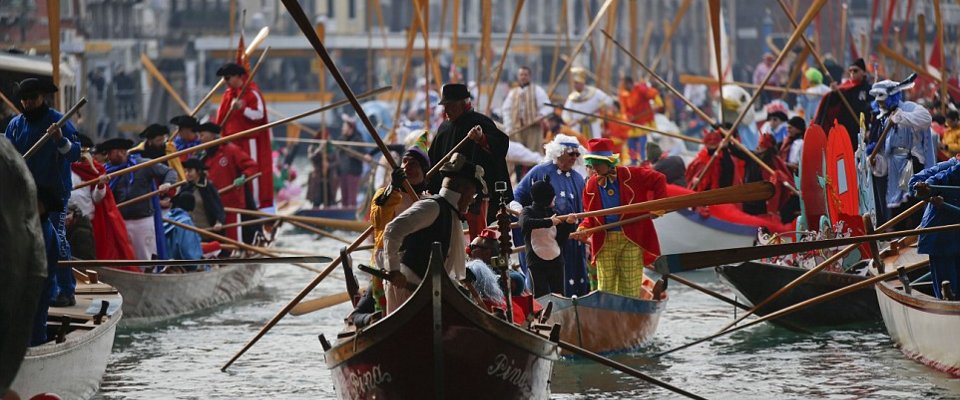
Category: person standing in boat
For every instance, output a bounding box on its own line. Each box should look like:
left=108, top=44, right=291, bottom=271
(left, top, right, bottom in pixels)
left=573, top=138, right=666, bottom=297
left=686, top=127, right=741, bottom=191
left=129, top=123, right=185, bottom=180
left=369, top=143, right=431, bottom=313
left=101, top=138, right=178, bottom=261
left=501, top=66, right=551, bottom=155
left=519, top=180, right=577, bottom=297
left=32, top=186, right=64, bottom=344
left=383, top=153, right=485, bottom=314
left=910, top=159, right=960, bottom=299
left=170, top=115, right=201, bottom=152
left=562, top=67, right=613, bottom=140
left=180, top=158, right=226, bottom=232
left=729, top=133, right=793, bottom=217
left=512, top=134, right=590, bottom=296
left=428, top=83, right=512, bottom=235
left=196, top=122, right=259, bottom=242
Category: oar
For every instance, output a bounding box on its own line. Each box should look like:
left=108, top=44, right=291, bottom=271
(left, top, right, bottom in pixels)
left=140, top=53, right=191, bottom=114
left=163, top=218, right=323, bottom=274
left=116, top=180, right=188, bottom=209
left=679, top=74, right=811, bottom=95
left=224, top=207, right=368, bottom=232
left=61, top=255, right=333, bottom=268
left=546, top=103, right=703, bottom=144
left=74, top=87, right=390, bottom=190
left=217, top=47, right=271, bottom=125
left=707, top=200, right=927, bottom=334
left=653, top=204, right=939, bottom=275
left=23, top=98, right=87, bottom=160
left=868, top=111, right=898, bottom=164
left=544, top=0, right=616, bottom=98
left=483, top=0, right=525, bottom=115
left=273, top=136, right=380, bottom=148
left=571, top=212, right=663, bottom=239
left=569, top=181, right=774, bottom=221
left=218, top=215, right=283, bottom=230
left=655, top=259, right=930, bottom=358
left=287, top=219, right=353, bottom=244
left=555, top=340, right=707, bottom=400
left=290, top=292, right=352, bottom=316
left=218, top=172, right=262, bottom=195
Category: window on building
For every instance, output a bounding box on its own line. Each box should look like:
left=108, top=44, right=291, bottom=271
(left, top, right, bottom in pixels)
left=349, top=0, right=356, bottom=19
left=327, top=0, right=335, bottom=18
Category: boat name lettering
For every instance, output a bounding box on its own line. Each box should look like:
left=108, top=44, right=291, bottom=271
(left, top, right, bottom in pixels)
left=348, top=365, right=392, bottom=395
left=487, top=353, right=529, bottom=388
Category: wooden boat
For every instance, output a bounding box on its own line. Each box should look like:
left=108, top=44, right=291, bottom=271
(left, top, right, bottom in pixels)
left=538, top=290, right=665, bottom=354
left=10, top=277, right=122, bottom=399
left=322, top=244, right=559, bottom=399
left=873, top=245, right=960, bottom=375
left=716, top=261, right=881, bottom=327
left=94, top=263, right=264, bottom=325
left=655, top=184, right=793, bottom=254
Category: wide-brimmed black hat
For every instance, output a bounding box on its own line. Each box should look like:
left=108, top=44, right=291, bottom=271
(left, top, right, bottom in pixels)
left=17, top=78, right=58, bottom=97
left=438, top=83, right=471, bottom=105
left=97, top=138, right=134, bottom=152
left=439, top=153, right=486, bottom=194
left=182, top=157, right=206, bottom=171
left=139, top=123, right=170, bottom=139
left=198, top=122, right=222, bottom=135
left=169, top=115, right=200, bottom=131
left=216, top=63, right=246, bottom=77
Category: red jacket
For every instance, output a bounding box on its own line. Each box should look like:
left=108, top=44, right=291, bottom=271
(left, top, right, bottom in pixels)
left=580, top=166, right=666, bottom=265
left=202, top=143, right=259, bottom=208
left=216, top=82, right=275, bottom=210
left=619, top=83, right=659, bottom=125
left=71, top=161, right=137, bottom=269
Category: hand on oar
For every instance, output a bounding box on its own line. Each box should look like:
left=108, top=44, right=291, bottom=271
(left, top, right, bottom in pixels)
left=290, top=292, right=352, bottom=316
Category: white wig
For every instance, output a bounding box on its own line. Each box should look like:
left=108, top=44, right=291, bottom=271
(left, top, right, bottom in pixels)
left=466, top=259, right=504, bottom=304
left=543, top=134, right=587, bottom=166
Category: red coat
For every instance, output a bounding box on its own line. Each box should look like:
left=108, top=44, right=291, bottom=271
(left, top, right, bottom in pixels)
left=619, top=83, right=658, bottom=125
left=202, top=143, right=259, bottom=208
left=580, top=166, right=666, bottom=265
left=71, top=161, right=137, bottom=268
left=216, top=82, right=275, bottom=210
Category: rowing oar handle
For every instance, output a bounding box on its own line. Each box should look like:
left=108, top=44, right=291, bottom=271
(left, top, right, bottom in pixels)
left=424, top=129, right=476, bottom=179
left=23, top=97, right=87, bottom=160
left=218, top=172, right=263, bottom=195
left=219, top=47, right=271, bottom=125
left=116, top=180, right=188, bottom=208
left=869, top=110, right=898, bottom=162
left=573, top=212, right=661, bottom=237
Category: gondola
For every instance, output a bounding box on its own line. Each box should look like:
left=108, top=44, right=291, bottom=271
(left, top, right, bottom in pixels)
left=9, top=275, right=122, bottom=399
left=538, top=289, right=666, bottom=354
left=716, top=261, right=881, bottom=327
left=321, top=243, right=559, bottom=399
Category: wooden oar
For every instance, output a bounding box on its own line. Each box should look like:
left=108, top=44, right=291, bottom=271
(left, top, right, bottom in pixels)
left=218, top=215, right=283, bottom=230
left=140, top=53, right=191, bottom=114
left=546, top=103, right=703, bottom=143
left=679, top=74, right=810, bottom=95
left=572, top=212, right=662, bottom=238
left=709, top=200, right=927, bottom=334
left=655, top=259, right=930, bottom=358
left=191, top=26, right=269, bottom=117
left=544, top=0, right=616, bottom=98
left=116, top=180, right=187, bottom=209
left=868, top=110, right=898, bottom=163
left=484, top=0, right=526, bottom=115
left=23, top=98, right=87, bottom=160
left=273, top=136, right=380, bottom=148
left=287, top=219, right=353, bottom=244
left=224, top=207, right=368, bottom=232
left=556, top=340, right=707, bottom=400
left=653, top=207, right=949, bottom=275
left=218, top=172, right=262, bottom=195
left=62, top=255, right=333, bottom=268
left=290, top=292, right=352, bottom=316
left=569, top=181, right=774, bottom=220
left=163, top=218, right=323, bottom=274
left=218, top=47, right=271, bottom=124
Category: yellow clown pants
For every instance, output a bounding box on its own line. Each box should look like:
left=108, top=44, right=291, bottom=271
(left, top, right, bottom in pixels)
left=595, top=232, right=645, bottom=297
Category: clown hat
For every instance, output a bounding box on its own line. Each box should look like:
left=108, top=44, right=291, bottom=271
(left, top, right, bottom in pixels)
left=583, top=138, right=620, bottom=165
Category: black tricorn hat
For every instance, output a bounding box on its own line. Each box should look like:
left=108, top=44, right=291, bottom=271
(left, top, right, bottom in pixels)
left=850, top=58, right=867, bottom=71
left=139, top=123, right=170, bottom=139
left=17, top=78, right=58, bottom=97
left=169, top=115, right=200, bottom=131
left=216, top=63, right=246, bottom=77
left=182, top=157, right=206, bottom=171
left=438, top=83, right=471, bottom=105
left=97, top=138, right=134, bottom=152
left=77, top=133, right=95, bottom=149
left=198, top=122, right=222, bottom=134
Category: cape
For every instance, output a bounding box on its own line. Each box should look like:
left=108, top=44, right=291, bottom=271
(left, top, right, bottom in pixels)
left=71, top=161, right=137, bottom=270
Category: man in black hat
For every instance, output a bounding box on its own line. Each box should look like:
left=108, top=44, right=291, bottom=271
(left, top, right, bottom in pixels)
left=170, top=115, right=201, bottom=151
left=4, top=77, right=81, bottom=262
left=129, top=123, right=185, bottom=180
left=428, top=83, right=512, bottom=233
left=814, top=58, right=874, bottom=147
left=101, top=138, right=178, bottom=261
left=382, top=153, right=485, bottom=313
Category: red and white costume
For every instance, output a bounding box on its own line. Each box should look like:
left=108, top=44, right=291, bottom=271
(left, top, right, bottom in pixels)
left=202, top=143, right=259, bottom=241
left=216, top=80, right=275, bottom=213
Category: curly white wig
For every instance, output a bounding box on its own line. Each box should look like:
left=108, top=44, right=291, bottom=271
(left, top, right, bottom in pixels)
left=466, top=259, right=504, bottom=303
left=543, top=134, right=586, bottom=166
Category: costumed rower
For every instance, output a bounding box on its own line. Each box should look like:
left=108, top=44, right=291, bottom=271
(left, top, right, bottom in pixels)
left=129, top=123, right=186, bottom=180
left=383, top=153, right=485, bottom=314
left=102, top=138, right=177, bottom=261
left=719, top=84, right=760, bottom=150
left=730, top=133, right=793, bottom=219
left=214, top=62, right=275, bottom=214
left=428, top=83, right=512, bottom=234
left=180, top=157, right=226, bottom=231
left=562, top=67, right=613, bottom=140
left=573, top=138, right=666, bottom=297
left=685, top=127, right=741, bottom=191
left=618, top=76, right=661, bottom=164
left=519, top=180, right=577, bottom=297
left=171, top=115, right=202, bottom=152
left=815, top=58, right=874, bottom=147
left=32, top=185, right=64, bottom=344
left=196, top=122, right=259, bottom=242
left=501, top=66, right=552, bottom=154
left=511, top=134, right=590, bottom=296
left=911, top=159, right=960, bottom=300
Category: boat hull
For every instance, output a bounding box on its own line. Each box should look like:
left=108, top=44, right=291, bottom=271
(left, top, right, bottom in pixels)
left=876, top=278, right=960, bottom=376
left=94, top=264, right=264, bottom=325
left=717, top=261, right=881, bottom=327
left=538, top=291, right=665, bottom=354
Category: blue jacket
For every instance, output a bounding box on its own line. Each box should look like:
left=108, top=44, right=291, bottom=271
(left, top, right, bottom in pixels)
left=4, top=108, right=80, bottom=200
left=513, top=162, right=585, bottom=215
left=909, top=158, right=960, bottom=255
left=163, top=208, right=204, bottom=262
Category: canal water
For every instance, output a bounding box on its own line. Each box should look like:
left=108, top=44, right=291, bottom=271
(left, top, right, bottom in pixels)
left=94, top=230, right=960, bottom=399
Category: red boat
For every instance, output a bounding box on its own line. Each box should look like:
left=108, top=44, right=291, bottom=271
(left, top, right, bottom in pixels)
left=321, top=244, right=559, bottom=399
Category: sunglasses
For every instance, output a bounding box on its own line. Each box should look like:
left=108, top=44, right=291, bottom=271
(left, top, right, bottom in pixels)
left=565, top=152, right=581, bottom=157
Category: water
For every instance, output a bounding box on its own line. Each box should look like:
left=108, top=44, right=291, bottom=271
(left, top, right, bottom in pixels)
left=94, top=229, right=960, bottom=399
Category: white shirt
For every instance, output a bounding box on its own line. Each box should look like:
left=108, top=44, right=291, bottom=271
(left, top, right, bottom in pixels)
left=69, top=171, right=106, bottom=218
left=501, top=84, right=551, bottom=132
left=787, top=139, right=804, bottom=165
left=383, top=188, right=466, bottom=284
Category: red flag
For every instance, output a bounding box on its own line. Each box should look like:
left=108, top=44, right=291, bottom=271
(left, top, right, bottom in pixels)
left=236, top=31, right=250, bottom=73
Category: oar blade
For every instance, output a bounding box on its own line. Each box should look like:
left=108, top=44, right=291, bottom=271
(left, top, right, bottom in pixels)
left=290, top=292, right=352, bottom=316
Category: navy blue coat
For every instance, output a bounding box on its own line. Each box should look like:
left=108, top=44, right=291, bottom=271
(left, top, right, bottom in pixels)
left=909, top=158, right=960, bottom=255
left=4, top=108, right=80, bottom=200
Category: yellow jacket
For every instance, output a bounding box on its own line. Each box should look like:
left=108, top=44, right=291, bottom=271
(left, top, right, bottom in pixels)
left=944, top=127, right=960, bottom=154
left=129, top=140, right=186, bottom=180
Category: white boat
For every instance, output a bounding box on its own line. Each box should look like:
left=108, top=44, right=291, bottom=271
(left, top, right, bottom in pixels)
left=874, top=245, right=960, bottom=375
left=10, top=279, right=122, bottom=399
left=94, top=264, right=264, bottom=325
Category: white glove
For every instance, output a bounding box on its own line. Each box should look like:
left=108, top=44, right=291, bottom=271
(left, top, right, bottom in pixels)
left=508, top=200, right=523, bottom=214
left=158, top=183, right=172, bottom=192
